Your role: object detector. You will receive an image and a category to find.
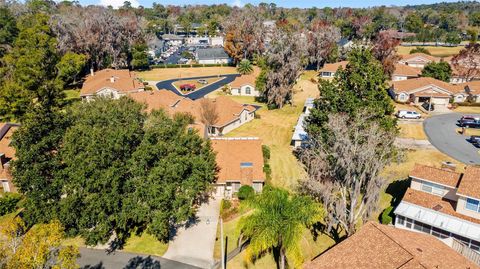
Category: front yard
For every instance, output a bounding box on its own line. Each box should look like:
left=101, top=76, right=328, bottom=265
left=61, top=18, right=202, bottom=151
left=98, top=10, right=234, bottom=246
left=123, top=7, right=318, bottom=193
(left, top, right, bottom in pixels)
left=398, top=123, right=428, bottom=140
left=138, top=66, right=238, bottom=81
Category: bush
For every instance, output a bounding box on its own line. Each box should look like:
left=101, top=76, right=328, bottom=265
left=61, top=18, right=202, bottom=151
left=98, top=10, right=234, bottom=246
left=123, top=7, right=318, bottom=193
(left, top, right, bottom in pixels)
left=380, top=206, right=394, bottom=225
left=454, top=102, right=480, bottom=107
left=238, top=185, right=255, bottom=200
left=0, top=192, right=22, bottom=216
left=409, top=47, right=431, bottom=55
left=221, top=199, right=232, bottom=212
left=262, top=145, right=271, bottom=161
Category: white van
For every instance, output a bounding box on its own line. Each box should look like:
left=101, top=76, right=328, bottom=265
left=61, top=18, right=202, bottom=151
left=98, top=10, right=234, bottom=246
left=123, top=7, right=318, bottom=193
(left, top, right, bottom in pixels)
left=396, top=110, right=421, bottom=119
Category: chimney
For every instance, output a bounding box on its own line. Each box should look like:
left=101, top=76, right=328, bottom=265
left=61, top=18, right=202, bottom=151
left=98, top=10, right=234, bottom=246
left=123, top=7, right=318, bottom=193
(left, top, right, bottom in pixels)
left=0, top=153, right=5, bottom=169
left=110, top=76, right=115, bottom=83
left=90, top=68, right=94, bottom=76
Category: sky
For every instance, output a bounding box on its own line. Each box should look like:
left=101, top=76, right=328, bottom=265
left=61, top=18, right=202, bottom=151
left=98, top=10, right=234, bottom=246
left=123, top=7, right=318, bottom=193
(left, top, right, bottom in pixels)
left=83, top=0, right=462, bottom=9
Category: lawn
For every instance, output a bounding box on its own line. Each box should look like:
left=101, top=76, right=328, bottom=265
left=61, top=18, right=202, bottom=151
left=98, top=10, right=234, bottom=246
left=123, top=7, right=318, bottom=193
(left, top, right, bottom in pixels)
left=172, top=77, right=222, bottom=94
left=138, top=67, right=238, bottom=81
left=452, top=106, right=480, bottom=114
left=63, top=89, right=80, bottom=99
left=224, top=71, right=319, bottom=189
left=459, top=128, right=480, bottom=136
left=398, top=123, right=427, bottom=140
left=396, top=45, right=464, bottom=57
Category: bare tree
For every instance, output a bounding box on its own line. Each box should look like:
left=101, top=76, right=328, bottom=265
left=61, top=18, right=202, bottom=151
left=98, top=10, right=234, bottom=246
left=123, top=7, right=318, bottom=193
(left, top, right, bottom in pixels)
left=372, top=30, right=401, bottom=78
left=199, top=98, right=219, bottom=135
left=299, top=112, right=397, bottom=238
left=307, top=20, right=341, bottom=71
left=451, top=43, right=480, bottom=82
left=263, top=29, right=307, bottom=108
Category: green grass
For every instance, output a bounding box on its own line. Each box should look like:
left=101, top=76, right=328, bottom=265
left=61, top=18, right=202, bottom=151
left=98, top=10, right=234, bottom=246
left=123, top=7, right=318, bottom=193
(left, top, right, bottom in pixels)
left=123, top=232, right=169, bottom=256
left=63, top=89, right=80, bottom=100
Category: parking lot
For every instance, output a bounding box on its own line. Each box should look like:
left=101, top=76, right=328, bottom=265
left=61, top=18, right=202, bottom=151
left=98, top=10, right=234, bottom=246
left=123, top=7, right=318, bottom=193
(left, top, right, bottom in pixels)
left=424, top=113, right=480, bottom=164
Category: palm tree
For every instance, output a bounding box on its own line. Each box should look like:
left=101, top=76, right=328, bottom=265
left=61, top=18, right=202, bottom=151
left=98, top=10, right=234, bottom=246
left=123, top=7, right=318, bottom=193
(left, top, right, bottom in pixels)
left=238, top=187, right=322, bottom=269
left=237, top=59, right=253, bottom=75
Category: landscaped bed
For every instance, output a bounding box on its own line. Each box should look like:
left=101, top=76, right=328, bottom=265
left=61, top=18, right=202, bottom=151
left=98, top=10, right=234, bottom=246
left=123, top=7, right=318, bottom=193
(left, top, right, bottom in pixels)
left=173, top=77, right=222, bottom=94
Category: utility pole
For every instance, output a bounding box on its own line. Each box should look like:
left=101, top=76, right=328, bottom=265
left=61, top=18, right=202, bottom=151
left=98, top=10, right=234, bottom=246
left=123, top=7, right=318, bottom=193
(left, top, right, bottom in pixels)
left=221, top=218, right=225, bottom=269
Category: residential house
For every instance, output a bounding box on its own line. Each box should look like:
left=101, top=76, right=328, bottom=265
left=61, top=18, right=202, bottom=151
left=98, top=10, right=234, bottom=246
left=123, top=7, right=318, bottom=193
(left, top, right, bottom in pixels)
left=80, top=69, right=145, bottom=100
left=229, top=67, right=261, bottom=97
left=129, top=90, right=256, bottom=136
left=0, top=123, right=19, bottom=193
left=318, top=61, right=348, bottom=79
left=398, top=53, right=440, bottom=69
left=196, top=48, right=231, bottom=64
left=304, top=221, right=479, bottom=269
left=392, top=63, right=421, bottom=81
left=291, top=98, right=315, bottom=148
left=390, top=77, right=462, bottom=109
left=394, top=164, right=480, bottom=253
left=337, top=37, right=354, bottom=50
left=210, top=137, right=265, bottom=198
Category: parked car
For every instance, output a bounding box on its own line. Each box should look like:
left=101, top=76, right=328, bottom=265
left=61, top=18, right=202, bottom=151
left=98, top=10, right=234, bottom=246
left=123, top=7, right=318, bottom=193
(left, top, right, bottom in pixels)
left=459, top=118, right=480, bottom=128
left=180, top=84, right=196, bottom=91
left=198, top=79, right=208, bottom=84
left=421, top=102, right=435, bottom=111
left=470, top=136, right=480, bottom=146
left=396, top=110, right=421, bottom=119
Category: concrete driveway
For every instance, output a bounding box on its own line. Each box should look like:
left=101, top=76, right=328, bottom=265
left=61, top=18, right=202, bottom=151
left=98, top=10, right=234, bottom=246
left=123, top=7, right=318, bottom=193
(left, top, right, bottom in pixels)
left=156, top=74, right=239, bottom=100
left=424, top=113, right=480, bottom=164
left=163, top=198, right=221, bottom=269
left=78, top=248, right=201, bottom=269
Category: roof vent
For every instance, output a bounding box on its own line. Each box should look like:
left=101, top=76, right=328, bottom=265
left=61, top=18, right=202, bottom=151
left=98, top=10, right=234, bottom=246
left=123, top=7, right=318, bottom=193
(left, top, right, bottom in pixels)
left=110, top=76, right=115, bottom=83
left=441, top=161, right=456, bottom=171
left=416, top=248, right=423, bottom=253
left=432, top=204, right=443, bottom=211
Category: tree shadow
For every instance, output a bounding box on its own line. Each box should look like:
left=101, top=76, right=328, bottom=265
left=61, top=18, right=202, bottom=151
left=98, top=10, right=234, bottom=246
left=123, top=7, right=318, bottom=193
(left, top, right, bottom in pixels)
left=123, top=256, right=161, bottom=269
left=310, top=222, right=346, bottom=244
left=81, top=263, right=105, bottom=269
left=378, top=178, right=411, bottom=223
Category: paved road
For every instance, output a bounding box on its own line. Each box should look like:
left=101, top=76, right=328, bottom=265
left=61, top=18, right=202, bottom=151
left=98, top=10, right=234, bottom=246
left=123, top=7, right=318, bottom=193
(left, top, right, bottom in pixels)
left=424, top=113, right=480, bottom=164
left=163, top=198, right=221, bottom=269
left=78, top=248, right=201, bottom=269
left=156, top=74, right=239, bottom=100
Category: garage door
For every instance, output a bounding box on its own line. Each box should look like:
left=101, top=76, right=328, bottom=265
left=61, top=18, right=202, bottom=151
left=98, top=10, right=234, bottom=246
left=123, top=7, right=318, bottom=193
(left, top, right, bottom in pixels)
left=432, top=97, right=449, bottom=106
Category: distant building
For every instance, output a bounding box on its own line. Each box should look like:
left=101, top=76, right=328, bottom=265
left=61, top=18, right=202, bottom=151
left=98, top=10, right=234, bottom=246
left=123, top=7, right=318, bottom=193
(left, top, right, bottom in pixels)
left=80, top=69, right=145, bottom=100
left=291, top=98, right=314, bottom=149
left=304, top=221, right=479, bottom=268
left=319, top=61, right=348, bottom=79
left=337, top=37, right=353, bottom=49
left=196, top=48, right=231, bottom=64
left=186, top=36, right=224, bottom=47
left=0, top=123, right=19, bottom=193
left=211, top=137, right=265, bottom=198
left=398, top=53, right=440, bottom=69
left=394, top=164, right=480, bottom=253
left=161, top=34, right=184, bottom=46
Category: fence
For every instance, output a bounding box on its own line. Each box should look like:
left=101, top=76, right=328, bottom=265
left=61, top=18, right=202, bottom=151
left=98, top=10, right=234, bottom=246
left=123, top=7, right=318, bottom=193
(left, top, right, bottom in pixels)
left=451, top=238, right=480, bottom=265
left=212, top=239, right=250, bottom=269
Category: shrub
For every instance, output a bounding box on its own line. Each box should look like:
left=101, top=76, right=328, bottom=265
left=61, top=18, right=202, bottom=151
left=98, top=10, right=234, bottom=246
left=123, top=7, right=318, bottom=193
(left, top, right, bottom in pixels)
left=0, top=192, right=22, bottom=216
left=221, top=199, right=232, bottom=212
left=238, top=185, right=255, bottom=200
left=409, top=47, right=431, bottom=55
left=263, top=163, right=272, bottom=181
left=262, top=145, right=271, bottom=161
left=380, top=206, right=394, bottom=225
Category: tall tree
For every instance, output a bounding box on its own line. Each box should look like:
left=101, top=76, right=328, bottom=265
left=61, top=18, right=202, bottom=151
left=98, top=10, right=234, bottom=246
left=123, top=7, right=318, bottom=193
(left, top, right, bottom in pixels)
left=307, top=20, right=341, bottom=71
left=238, top=187, right=321, bottom=269
left=307, top=47, right=396, bottom=137
left=236, top=59, right=253, bottom=75
left=404, top=13, right=423, bottom=33
left=300, top=113, right=396, bottom=237
left=56, top=52, right=87, bottom=87
left=451, top=43, right=480, bottom=82
left=421, top=61, right=452, bottom=82
left=0, top=7, right=18, bottom=58
left=372, top=30, right=401, bottom=78
left=130, top=43, right=150, bottom=70
left=199, top=98, right=219, bottom=135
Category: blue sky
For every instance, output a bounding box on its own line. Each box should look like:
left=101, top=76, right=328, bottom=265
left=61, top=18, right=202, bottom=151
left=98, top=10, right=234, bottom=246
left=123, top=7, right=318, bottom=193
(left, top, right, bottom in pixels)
left=81, top=0, right=462, bottom=9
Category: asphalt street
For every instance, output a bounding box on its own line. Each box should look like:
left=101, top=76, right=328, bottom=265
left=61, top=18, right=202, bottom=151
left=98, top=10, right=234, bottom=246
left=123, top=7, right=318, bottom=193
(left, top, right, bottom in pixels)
left=78, top=248, right=201, bottom=269
left=423, top=113, right=480, bottom=165
left=156, top=74, right=239, bottom=100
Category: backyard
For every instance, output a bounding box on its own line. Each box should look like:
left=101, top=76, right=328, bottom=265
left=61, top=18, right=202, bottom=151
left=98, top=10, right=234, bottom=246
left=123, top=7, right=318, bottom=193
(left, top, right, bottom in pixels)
left=138, top=66, right=238, bottom=81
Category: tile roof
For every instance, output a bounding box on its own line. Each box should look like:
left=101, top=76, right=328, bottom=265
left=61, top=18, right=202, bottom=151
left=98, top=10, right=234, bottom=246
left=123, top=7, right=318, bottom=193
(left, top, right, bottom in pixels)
left=458, top=166, right=480, bottom=200
left=400, top=53, right=441, bottom=63
left=461, top=81, right=480, bottom=95
left=304, top=221, right=478, bottom=269
left=210, top=137, right=265, bottom=185
left=230, top=67, right=260, bottom=88
left=129, top=91, right=256, bottom=128
left=0, top=123, right=19, bottom=160
left=319, top=61, right=348, bottom=73
left=402, top=188, right=480, bottom=225
left=392, top=77, right=462, bottom=94
left=393, top=63, right=422, bottom=77
left=410, top=164, right=462, bottom=188
left=80, top=69, right=144, bottom=96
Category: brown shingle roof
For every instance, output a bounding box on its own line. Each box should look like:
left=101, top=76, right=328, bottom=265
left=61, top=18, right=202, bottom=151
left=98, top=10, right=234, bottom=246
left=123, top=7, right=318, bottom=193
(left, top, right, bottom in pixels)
left=230, top=67, right=260, bottom=88
left=400, top=53, right=441, bottom=63
left=80, top=69, right=144, bottom=96
left=393, top=63, right=422, bottom=77
left=210, top=138, right=265, bottom=185
left=392, top=77, right=461, bottom=94
left=458, top=166, right=480, bottom=200
left=403, top=188, right=480, bottom=225
left=319, top=61, right=348, bottom=73
left=304, top=221, right=479, bottom=269
left=410, top=164, right=462, bottom=188
left=0, top=123, right=18, bottom=160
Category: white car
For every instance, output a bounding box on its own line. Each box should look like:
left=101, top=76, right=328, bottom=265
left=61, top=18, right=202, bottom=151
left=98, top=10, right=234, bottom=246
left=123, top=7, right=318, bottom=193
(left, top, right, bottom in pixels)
left=396, top=110, right=421, bottom=119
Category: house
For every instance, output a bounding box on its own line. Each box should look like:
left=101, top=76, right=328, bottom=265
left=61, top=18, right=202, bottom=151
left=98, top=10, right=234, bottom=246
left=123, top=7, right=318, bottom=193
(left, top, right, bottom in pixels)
left=0, top=123, right=19, bottom=193
left=380, top=29, right=416, bottom=40
left=291, top=98, right=315, bottom=148
left=210, top=137, right=265, bottom=198
left=304, top=221, right=479, bottom=269
left=80, top=69, right=145, bottom=100
left=318, top=61, right=348, bottom=79
left=337, top=37, right=354, bottom=50
left=129, top=90, right=256, bottom=136
left=390, top=77, right=461, bottom=109
left=394, top=164, right=480, bottom=253
left=392, top=63, right=421, bottom=81
left=196, top=48, right=231, bottom=64
left=229, top=67, right=261, bottom=97
left=398, top=53, right=440, bottom=69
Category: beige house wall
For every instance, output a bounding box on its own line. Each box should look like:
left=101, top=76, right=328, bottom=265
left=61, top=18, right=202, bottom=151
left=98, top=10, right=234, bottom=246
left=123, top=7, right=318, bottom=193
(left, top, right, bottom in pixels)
left=457, top=196, right=480, bottom=219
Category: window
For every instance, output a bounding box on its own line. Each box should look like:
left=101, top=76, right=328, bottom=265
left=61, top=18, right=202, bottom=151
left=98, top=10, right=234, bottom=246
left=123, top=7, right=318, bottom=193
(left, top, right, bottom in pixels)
left=432, top=227, right=450, bottom=239
left=466, top=198, right=480, bottom=212
left=245, top=87, right=251, bottom=95
left=421, top=181, right=446, bottom=196
left=396, top=215, right=405, bottom=225
left=240, top=162, right=253, bottom=168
